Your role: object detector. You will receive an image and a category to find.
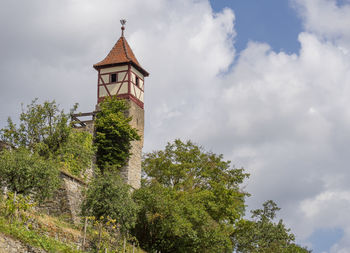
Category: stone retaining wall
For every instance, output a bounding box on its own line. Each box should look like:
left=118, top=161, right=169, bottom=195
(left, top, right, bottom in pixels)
left=38, top=171, right=86, bottom=225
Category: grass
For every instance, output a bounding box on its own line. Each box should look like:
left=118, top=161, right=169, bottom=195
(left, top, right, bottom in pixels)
left=0, top=213, right=147, bottom=252
left=0, top=216, right=82, bottom=253
left=0, top=194, right=146, bottom=253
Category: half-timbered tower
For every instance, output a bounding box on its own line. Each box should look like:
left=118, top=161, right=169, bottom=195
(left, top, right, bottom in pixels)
left=93, top=21, right=149, bottom=189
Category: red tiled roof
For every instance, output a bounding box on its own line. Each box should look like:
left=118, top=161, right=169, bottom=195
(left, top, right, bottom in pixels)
left=93, top=36, right=149, bottom=76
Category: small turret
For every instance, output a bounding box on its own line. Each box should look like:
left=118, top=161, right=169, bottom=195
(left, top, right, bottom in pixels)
left=93, top=20, right=149, bottom=109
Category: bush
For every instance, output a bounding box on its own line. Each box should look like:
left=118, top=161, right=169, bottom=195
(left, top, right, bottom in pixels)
left=0, top=148, right=60, bottom=202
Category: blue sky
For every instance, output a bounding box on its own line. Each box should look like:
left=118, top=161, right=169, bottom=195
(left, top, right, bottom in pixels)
left=309, top=228, right=344, bottom=253
left=210, top=0, right=302, bottom=54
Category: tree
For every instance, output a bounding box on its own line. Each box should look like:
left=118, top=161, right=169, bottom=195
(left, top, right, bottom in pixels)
left=232, top=200, right=311, bottom=253
left=81, top=171, right=138, bottom=236
left=94, top=97, right=140, bottom=172
left=133, top=139, right=250, bottom=252
left=0, top=99, right=73, bottom=155
left=0, top=99, right=94, bottom=178
left=0, top=148, right=60, bottom=202
left=133, top=182, right=236, bottom=252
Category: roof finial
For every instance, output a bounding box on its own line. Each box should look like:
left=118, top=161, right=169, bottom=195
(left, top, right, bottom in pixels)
left=120, top=19, right=126, bottom=37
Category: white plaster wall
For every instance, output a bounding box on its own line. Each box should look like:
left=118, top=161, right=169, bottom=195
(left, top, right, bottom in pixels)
left=131, top=66, right=144, bottom=81
left=99, top=86, right=108, bottom=97
left=100, top=65, right=128, bottom=74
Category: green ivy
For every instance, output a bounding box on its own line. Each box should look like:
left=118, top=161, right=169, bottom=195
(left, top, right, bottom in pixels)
left=57, top=131, right=95, bottom=177
left=94, top=97, right=140, bottom=173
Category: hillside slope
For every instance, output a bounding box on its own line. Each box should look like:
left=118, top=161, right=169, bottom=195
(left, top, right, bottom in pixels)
left=0, top=233, right=45, bottom=253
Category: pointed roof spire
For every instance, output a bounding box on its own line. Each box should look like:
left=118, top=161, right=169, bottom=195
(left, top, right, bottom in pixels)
left=93, top=20, right=149, bottom=76
left=121, top=19, right=126, bottom=37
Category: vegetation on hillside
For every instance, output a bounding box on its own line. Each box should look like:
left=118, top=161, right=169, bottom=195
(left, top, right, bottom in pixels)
left=0, top=99, right=94, bottom=179
left=0, top=147, right=59, bottom=202
left=81, top=171, right=139, bottom=248
left=81, top=97, right=141, bottom=251
left=132, top=139, right=310, bottom=253
left=132, top=139, right=249, bottom=252
left=0, top=98, right=142, bottom=252
left=0, top=192, right=143, bottom=252
left=0, top=98, right=311, bottom=252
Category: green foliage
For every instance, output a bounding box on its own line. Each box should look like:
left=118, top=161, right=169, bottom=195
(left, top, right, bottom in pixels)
left=0, top=99, right=94, bottom=178
left=57, top=130, right=95, bottom=177
left=82, top=171, right=139, bottom=236
left=133, top=139, right=250, bottom=252
left=0, top=98, right=74, bottom=156
left=233, top=200, right=311, bottom=253
left=0, top=216, right=81, bottom=253
left=0, top=193, right=81, bottom=252
left=0, top=148, right=60, bottom=202
left=94, top=97, right=140, bottom=172
left=83, top=216, right=140, bottom=252
left=1, top=192, right=35, bottom=222
left=133, top=183, right=234, bottom=253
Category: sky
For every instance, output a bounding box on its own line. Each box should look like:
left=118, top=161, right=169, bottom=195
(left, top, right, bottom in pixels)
left=1, top=0, right=350, bottom=252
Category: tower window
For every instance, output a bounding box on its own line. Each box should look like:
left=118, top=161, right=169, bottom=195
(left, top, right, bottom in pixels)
left=111, top=73, right=117, bottom=83
left=135, top=76, right=139, bottom=87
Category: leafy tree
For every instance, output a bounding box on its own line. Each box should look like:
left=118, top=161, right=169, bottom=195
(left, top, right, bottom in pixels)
left=0, top=148, right=60, bottom=202
left=0, top=99, right=73, bottom=155
left=232, top=200, right=311, bottom=253
left=133, top=139, right=249, bottom=252
left=0, top=99, right=94, bottom=178
left=133, top=183, right=236, bottom=252
left=81, top=170, right=138, bottom=236
left=94, top=97, right=140, bottom=172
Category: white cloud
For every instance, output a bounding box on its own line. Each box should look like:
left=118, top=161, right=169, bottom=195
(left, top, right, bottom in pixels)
left=209, top=1, right=350, bottom=250
left=298, top=190, right=350, bottom=251
left=292, top=0, right=350, bottom=44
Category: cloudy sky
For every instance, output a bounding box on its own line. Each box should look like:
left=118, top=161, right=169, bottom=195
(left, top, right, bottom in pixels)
left=1, top=0, right=350, bottom=252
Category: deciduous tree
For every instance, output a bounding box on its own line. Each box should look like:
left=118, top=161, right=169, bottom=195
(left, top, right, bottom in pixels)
left=133, top=139, right=249, bottom=252
left=0, top=99, right=94, bottom=178
left=232, top=200, right=311, bottom=253
left=0, top=148, right=60, bottom=202
left=0, top=99, right=73, bottom=155
left=81, top=171, right=138, bottom=236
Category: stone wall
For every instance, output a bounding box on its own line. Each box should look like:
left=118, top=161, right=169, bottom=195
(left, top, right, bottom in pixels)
left=120, top=100, right=144, bottom=189
left=78, top=120, right=95, bottom=136
left=39, top=115, right=95, bottom=225
left=39, top=171, right=85, bottom=225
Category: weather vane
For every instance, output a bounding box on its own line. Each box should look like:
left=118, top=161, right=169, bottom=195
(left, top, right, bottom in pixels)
left=121, top=19, right=126, bottom=36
